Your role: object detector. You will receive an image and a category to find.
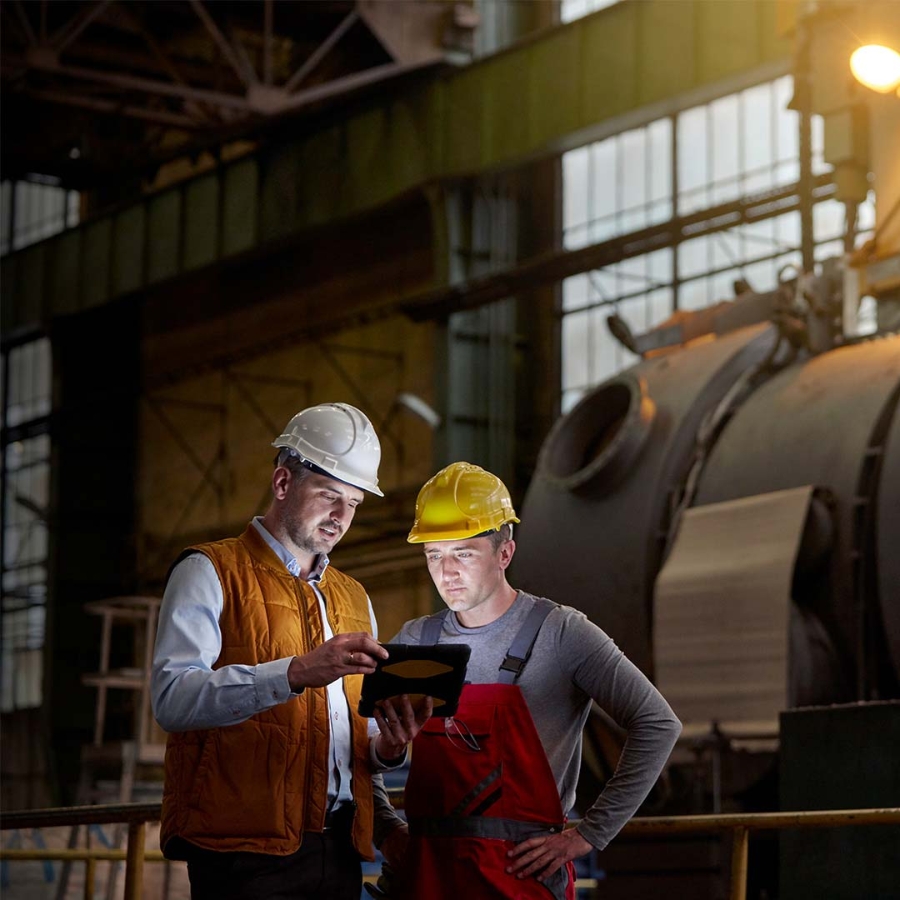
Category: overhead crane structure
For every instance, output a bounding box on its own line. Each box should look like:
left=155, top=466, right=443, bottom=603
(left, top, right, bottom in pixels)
left=2, top=0, right=797, bottom=341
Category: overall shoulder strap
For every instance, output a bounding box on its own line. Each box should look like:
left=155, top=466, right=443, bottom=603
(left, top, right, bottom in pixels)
left=419, top=609, right=450, bottom=644
left=498, top=597, right=558, bottom=684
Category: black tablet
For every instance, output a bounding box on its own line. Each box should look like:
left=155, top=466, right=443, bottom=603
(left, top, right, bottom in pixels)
left=358, top=642, right=471, bottom=718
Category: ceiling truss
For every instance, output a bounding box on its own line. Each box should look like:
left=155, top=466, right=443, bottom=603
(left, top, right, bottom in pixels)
left=1, top=0, right=471, bottom=187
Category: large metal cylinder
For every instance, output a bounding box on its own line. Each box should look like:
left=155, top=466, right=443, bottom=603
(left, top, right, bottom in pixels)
left=513, top=326, right=900, bottom=705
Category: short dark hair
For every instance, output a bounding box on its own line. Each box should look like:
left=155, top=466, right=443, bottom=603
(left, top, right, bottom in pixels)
left=486, top=523, right=513, bottom=551
left=274, top=448, right=313, bottom=484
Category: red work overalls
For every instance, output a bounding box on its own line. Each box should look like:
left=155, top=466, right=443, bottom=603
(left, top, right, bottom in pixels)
left=394, top=600, right=576, bottom=900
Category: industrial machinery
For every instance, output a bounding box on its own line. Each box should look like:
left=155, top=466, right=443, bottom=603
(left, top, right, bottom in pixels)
left=513, top=262, right=900, bottom=817
left=513, top=250, right=900, bottom=896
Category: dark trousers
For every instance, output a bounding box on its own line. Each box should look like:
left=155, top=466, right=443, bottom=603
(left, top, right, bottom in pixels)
left=185, top=831, right=362, bottom=900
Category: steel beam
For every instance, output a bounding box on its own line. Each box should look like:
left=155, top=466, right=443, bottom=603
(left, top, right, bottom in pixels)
left=284, top=10, right=359, bottom=93
left=2, top=0, right=800, bottom=335
left=188, top=0, right=257, bottom=88
left=21, top=88, right=203, bottom=129
left=7, top=54, right=253, bottom=111
left=52, top=0, right=112, bottom=54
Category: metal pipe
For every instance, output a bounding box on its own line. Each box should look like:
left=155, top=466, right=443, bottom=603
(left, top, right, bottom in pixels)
left=52, top=0, right=112, bottom=54
left=730, top=826, right=749, bottom=900
left=621, top=807, right=900, bottom=833
left=84, top=858, right=96, bottom=900
left=4, top=801, right=899, bottom=832
left=795, top=20, right=815, bottom=271
left=123, top=821, right=145, bottom=900
left=0, top=850, right=165, bottom=861
left=284, top=11, right=358, bottom=93
left=188, top=0, right=256, bottom=88
left=3, top=806, right=898, bottom=900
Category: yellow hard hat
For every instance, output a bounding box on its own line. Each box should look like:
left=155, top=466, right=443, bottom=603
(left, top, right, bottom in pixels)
left=407, top=462, right=520, bottom=543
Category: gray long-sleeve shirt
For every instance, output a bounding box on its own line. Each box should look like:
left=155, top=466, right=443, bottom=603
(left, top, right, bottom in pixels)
left=375, top=590, right=681, bottom=851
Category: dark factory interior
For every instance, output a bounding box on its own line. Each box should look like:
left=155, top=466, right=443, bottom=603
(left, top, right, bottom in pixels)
left=1, top=1, right=898, bottom=898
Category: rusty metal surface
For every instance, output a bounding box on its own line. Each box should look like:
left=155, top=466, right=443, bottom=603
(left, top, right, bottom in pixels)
left=694, top=334, right=900, bottom=695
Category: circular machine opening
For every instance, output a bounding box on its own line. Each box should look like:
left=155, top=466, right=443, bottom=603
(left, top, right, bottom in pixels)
left=539, top=377, right=655, bottom=493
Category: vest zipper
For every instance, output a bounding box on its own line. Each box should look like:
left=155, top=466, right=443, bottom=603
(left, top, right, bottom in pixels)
left=297, top=579, right=321, bottom=830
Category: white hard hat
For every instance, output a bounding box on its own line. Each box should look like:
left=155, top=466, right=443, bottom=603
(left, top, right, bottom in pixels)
left=272, top=402, right=384, bottom=496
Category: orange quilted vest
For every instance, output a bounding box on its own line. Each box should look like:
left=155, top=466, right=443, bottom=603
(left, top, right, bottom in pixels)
left=160, top=524, right=375, bottom=859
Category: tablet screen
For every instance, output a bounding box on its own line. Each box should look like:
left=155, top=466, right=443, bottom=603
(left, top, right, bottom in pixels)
left=358, top=642, right=471, bottom=717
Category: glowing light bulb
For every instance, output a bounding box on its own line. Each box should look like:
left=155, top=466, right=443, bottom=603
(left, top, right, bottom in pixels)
left=850, top=44, right=900, bottom=94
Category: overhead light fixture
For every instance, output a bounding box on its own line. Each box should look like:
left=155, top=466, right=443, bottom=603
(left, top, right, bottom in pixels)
left=849, top=44, right=900, bottom=95
left=395, top=392, right=441, bottom=429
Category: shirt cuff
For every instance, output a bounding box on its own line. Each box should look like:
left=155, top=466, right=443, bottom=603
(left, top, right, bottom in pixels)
left=369, top=737, right=408, bottom=772
left=256, top=657, right=300, bottom=708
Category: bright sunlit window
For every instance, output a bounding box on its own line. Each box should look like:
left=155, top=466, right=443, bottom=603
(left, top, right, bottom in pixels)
left=559, top=75, right=876, bottom=411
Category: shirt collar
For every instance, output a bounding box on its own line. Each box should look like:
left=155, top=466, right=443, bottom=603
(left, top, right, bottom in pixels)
left=251, top=516, right=329, bottom=583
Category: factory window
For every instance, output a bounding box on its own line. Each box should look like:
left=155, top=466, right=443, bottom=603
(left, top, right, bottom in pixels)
left=677, top=78, right=801, bottom=214
left=1, top=338, right=51, bottom=712
left=563, top=119, right=673, bottom=250
left=562, top=254, right=674, bottom=410
left=560, top=74, right=877, bottom=409
left=0, top=178, right=80, bottom=256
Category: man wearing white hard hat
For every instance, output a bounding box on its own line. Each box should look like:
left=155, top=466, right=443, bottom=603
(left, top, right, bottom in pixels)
left=151, top=403, right=431, bottom=900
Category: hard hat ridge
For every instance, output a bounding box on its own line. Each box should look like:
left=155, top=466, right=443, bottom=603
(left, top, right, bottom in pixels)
left=272, top=402, right=384, bottom=496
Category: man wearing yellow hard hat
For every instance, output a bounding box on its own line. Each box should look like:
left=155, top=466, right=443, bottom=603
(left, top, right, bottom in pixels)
left=372, top=462, right=682, bottom=900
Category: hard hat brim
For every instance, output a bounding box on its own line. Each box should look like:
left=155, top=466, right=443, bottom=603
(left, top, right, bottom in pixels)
left=407, top=517, right=520, bottom=543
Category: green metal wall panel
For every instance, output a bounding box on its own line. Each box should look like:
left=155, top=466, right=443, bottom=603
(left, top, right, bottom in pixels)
left=760, top=1, right=794, bottom=63
left=481, top=53, right=532, bottom=167
left=18, top=244, right=46, bottom=327
left=581, top=6, right=640, bottom=124
left=146, top=190, right=181, bottom=284
left=222, top=158, right=258, bottom=256
left=183, top=174, right=220, bottom=271
left=297, top=127, right=346, bottom=229
left=346, top=106, right=395, bottom=212
left=423, top=78, right=447, bottom=176
left=385, top=95, right=431, bottom=198
left=637, top=2, right=697, bottom=106
left=112, top=205, right=146, bottom=297
left=697, top=0, right=763, bottom=83
left=50, top=230, right=82, bottom=316
left=81, top=219, right=111, bottom=309
left=527, top=27, right=584, bottom=153
left=444, top=66, right=486, bottom=175
left=259, top=144, right=301, bottom=242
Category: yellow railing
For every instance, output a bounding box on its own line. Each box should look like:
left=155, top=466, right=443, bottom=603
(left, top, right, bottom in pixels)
left=1, top=802, right=160, bottom=900
left=2, top=802, right=899, bottom=900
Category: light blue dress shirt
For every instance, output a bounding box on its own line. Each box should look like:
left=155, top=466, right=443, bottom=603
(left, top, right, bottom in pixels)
left=151, top=517, right=399, bottom=809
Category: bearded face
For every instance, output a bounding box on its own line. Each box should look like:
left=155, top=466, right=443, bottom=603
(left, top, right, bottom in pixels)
left=279, top=471, right=364, bottom=558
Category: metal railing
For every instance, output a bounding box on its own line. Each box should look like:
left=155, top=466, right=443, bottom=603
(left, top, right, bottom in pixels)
left=1, top=802, right=161, bottom=900
left=2, top=802, right=899, bottom=900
